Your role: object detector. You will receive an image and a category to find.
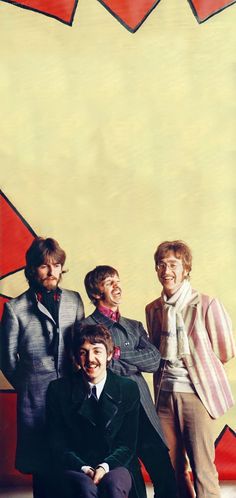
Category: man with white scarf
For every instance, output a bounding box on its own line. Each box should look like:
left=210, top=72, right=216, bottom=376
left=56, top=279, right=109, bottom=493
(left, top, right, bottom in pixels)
left=146, top=240, right=236, bottom=498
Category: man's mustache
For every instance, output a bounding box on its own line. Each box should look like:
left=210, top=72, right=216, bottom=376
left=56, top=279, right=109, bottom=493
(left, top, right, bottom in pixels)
left=42, top=276, right=57, bottom=281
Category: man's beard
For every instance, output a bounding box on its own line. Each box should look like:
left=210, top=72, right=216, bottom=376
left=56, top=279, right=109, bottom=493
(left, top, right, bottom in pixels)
left=31, top=276, right=61, bottom=291
left=41, top=277, right=59, bottom=291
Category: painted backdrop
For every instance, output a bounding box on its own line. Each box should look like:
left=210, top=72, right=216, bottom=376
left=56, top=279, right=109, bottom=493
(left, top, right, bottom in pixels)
left=0, top=0, right=235, bottom=483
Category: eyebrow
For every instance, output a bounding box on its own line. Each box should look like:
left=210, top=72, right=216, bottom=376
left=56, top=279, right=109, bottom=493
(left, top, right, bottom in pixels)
left=79, top=346, right=104, bottom=352
left=160, top=259, right=179, bottom=263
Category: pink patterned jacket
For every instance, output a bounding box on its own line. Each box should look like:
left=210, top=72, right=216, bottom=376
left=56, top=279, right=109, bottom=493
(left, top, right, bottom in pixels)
left=145, top=291, right=236, bottom=419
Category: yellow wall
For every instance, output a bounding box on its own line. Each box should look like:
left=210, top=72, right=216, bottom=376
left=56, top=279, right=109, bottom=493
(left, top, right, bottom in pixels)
left=0, top=0, right=235, bottom=437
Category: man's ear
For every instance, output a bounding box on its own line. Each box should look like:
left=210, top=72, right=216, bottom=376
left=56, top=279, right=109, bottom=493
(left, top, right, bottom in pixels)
left=92, top=292, right=104, bottom=300
left=92, top=293, right=101, bottom=299
left=107, top=352, right=113, bottom=363
left=183, top=268, right=189, bottom=279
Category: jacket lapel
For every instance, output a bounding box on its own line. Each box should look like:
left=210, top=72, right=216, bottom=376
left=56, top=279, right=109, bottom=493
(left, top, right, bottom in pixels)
left=117, top=317, right=131, bottom=337
left=37, top=301, right=56, bottom=324
left=28, top=288, right=56, bottom=324
left=99, top=371, right=121, bottom=429
left=90, top=309, right=114, bottom=329
left=71, top=371, right=121, bottom=430
left=71, top=373, right=97, bottom=426
left=183, top=291, right=200, bottom=337
left=148, top=300, right=163, bottom=341
left=91, top=310, right=129, bottom=338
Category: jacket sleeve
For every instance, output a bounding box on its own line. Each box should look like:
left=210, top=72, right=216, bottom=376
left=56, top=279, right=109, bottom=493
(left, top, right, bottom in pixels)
left=205, top=298, right=236, bottom=363
left=110, top=322, right=161, bottom=375
left=104, top=382, right=140, bottom=469
left=145, top=306, right=152, bottom=336
left=0, top=302, right=19, bottom=388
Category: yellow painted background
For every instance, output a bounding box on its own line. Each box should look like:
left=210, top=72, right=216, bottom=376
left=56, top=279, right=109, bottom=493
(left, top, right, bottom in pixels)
left=0, top=0, right=235, bottom=438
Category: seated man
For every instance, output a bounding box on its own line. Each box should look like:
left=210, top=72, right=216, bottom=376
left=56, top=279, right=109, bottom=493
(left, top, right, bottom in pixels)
left=46, top=323, right=146, bottom=498
left=83, top=266, right=177, bottom=498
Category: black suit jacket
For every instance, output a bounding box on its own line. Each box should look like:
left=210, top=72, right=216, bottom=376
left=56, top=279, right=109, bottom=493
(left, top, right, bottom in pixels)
left=46, top=370, right=146, bottom=498
left=83, top=310, right=166, bottom=444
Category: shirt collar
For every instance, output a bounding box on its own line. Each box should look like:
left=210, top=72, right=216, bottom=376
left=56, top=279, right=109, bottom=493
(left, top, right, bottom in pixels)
left=35, top=287, right=62, bottom=303
left=98, top=304, right=120, bottom=322
left=88, top=372, right=107, bottom=400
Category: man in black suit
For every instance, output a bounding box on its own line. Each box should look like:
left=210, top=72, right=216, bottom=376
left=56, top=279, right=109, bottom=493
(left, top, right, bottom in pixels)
left=46, top=323, right=146, bottom=498
left=83, top=266, right=177, bottom=498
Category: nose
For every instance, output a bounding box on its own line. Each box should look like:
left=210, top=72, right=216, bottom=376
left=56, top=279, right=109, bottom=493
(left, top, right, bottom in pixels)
left=163, top=265, right=171, bottom=274
left=87, top=350, right=95, bottom=363
left=47, top=265, right=53, bottom=275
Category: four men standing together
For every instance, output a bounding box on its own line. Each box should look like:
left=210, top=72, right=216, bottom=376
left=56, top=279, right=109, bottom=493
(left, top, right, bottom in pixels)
left=0, top=237, right=235, bottom=498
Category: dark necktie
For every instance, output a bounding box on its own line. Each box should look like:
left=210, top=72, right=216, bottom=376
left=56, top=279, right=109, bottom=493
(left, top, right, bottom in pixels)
left=91, top=385, right=98, bottom=401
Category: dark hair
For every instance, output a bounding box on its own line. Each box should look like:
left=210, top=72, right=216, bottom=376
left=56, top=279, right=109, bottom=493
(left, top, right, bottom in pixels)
left=84, top=265, right=119, bottom=305
left=154, top=240, right=192, bottom=275
left=25, top=237, right=66, bottom=286
left=73, top=324, right=114, bottom=361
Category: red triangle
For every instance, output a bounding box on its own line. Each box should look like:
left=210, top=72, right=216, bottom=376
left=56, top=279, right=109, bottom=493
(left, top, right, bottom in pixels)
left=141, top=425, right=236, bottom=482
left=215, top=425, right=236, bottom=480
left=0, top=295, right=10, bottom=320
left=1, top=0, right=78, bottom=25
left=98, top=0, right=161, bottom=32
left=189, top=0, right=236, bottom=22
left=0, top=191, right=36, bottom=279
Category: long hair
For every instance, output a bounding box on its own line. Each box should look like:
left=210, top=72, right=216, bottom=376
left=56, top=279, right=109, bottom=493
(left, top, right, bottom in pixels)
left=25, top=237, right=66, bottom=286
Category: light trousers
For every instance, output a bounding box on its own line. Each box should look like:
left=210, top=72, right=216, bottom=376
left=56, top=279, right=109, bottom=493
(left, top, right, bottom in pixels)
left=158, top=391, right=220, bottom=498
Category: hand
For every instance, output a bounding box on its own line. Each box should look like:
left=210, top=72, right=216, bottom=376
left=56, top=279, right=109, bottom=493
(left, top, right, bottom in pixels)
left=86, top=468, right=95, bottom=479
left=82, top=466, right=95, bottom=479
left=93, top=466, right=106, bottom=484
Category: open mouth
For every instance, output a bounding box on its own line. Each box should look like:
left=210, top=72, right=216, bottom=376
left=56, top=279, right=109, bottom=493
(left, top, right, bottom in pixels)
left=85, top=364, right=99, bottom=372
left=112, top=291, right=121, bottom=297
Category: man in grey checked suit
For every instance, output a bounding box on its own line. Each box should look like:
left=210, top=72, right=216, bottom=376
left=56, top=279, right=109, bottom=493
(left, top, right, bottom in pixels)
left=83, top=265, right=177, bottom=498
left=0, top=237, right=84, bottom=498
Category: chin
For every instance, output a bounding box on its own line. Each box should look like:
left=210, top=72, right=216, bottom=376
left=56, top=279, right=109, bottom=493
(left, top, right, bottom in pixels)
left=43, top=282, right=58, bottom=291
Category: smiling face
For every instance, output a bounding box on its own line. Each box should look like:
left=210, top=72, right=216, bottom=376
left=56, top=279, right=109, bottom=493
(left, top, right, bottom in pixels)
left=156, top=250, right=188, bottom=297
left=95, top=273, right=122, bottom=310
left=78, top=340, right=112, bottom=384
left=35, top=258, right=62, bottom=291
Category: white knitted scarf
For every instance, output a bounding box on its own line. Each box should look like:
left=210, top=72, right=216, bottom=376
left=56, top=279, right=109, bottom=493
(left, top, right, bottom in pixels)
left=160, top=279, right=194, bottom=362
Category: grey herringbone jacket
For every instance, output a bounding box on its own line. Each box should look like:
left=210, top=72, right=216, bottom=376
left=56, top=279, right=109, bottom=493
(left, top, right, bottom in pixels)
left=0, top=287, right=84, bottom=473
